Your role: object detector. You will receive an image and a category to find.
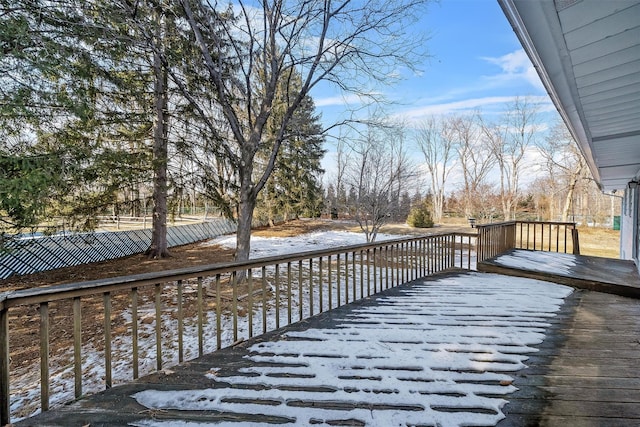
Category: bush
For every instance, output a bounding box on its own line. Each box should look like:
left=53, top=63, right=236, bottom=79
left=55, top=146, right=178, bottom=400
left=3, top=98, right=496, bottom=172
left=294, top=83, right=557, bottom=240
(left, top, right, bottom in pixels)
left=407, top=204, right=434, bottom=228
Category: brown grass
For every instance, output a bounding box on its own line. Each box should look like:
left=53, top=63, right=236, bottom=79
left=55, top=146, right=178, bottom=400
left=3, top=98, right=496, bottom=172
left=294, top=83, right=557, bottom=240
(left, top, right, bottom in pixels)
left=575, top=226, right=620, bottom=258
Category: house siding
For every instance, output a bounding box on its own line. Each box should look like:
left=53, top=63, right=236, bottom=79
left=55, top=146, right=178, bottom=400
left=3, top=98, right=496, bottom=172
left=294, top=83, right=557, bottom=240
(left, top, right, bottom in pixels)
left=620, top=184, right=639, bottom=268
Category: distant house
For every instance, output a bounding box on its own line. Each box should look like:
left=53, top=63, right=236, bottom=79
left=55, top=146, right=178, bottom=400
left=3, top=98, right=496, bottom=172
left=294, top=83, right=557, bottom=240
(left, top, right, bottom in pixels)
left=499, top=0, right=640, bottom=267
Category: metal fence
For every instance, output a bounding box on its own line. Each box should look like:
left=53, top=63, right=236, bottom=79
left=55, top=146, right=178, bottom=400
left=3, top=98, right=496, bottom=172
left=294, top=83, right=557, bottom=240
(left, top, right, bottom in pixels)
left=0, top=219, right=237, bottom=280
left=0, top=231, right=477, bottom=424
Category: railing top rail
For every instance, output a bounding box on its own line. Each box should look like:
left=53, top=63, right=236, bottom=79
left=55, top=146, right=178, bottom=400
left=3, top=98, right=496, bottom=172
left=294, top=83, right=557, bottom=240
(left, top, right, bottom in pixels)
left=0, top=231, right=474, bottom=310
left=515, top=220, right=577, bottom=227
left=475, top=221, right=516, bottom=228
left=475, top=220, right=577, bottom=229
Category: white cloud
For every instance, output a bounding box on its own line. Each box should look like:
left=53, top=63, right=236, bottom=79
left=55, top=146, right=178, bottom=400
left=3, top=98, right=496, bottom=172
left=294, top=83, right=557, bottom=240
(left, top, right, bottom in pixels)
left=483, top=49, right=529, bottom=74
left=314, top=93, right=374, bottom=107
left=398, top=95, right=550, bottom=121
left=401, top=96, right=515, bottom=118
left=481, top=49, right=545, bottom=91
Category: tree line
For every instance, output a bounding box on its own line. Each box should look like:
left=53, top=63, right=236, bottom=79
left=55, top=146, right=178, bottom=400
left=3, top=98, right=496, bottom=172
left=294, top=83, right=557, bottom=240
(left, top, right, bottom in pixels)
left=322, top=97, right=617, bottom=238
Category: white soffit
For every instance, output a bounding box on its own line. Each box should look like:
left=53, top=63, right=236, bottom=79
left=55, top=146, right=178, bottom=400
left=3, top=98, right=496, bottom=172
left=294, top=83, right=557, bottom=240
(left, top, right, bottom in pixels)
left=498, top=0, right=640, bottom=191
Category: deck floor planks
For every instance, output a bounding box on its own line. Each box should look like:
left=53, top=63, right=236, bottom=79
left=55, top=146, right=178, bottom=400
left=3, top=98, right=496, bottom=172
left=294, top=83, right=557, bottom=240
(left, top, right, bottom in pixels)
left=478, top=249, right=640, bottom=298
left=499, top=289, right=640, bottom=426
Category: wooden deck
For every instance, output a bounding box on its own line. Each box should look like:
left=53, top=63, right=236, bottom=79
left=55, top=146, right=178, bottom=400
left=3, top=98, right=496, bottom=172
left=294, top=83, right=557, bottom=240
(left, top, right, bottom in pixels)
left=478, top=249, right=640, bottom=299
left=13, top=270, right=640, bottom=426
left=498, top=290, right=640, bottom=426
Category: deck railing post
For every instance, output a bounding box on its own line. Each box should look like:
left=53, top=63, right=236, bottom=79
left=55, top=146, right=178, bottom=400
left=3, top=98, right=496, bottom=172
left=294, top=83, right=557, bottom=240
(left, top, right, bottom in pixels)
left=103, top=292, right=112, bottom=389
left=572, top=228, right=581, bottom=255
left=450, top=235, right=456, bottom=268
left=39, top=303, right=50, bottom=412
left=73, top=297, right=82, bottom=397
left=319, top=258, right=324, bottom=313
left=1, top=304, right=10, bottom=426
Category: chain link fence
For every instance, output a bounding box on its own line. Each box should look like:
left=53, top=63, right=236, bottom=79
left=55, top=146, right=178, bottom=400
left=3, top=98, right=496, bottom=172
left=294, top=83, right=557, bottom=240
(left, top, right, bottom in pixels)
left=0, top=219, right=236, bottom=280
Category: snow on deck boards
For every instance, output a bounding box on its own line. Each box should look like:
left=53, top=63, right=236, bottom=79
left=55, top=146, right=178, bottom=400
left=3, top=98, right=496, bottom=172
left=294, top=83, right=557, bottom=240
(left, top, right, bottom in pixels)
left=16, top=272, right=577, bottom=427
left=478, top=249, right=640, bottom=299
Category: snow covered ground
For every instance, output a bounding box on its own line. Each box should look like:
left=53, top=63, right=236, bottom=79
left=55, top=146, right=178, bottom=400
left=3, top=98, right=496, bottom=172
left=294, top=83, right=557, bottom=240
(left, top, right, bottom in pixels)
left=203, top=230, right=402, bottom=257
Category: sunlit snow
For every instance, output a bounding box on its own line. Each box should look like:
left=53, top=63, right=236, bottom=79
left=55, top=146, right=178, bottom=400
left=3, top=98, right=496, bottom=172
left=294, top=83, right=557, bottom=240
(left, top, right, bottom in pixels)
left=492, top=250, right=577, bottom=275
left=132, top=273, right=572, bottom=427
left=203, top=229, right=402, bottom=258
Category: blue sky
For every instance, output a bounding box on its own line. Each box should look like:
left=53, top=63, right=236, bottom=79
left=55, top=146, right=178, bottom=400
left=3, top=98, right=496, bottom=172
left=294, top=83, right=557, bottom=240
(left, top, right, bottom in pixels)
left=312, top=0, right=554, bottom=127
left=313, top=0, right=557, bottom=182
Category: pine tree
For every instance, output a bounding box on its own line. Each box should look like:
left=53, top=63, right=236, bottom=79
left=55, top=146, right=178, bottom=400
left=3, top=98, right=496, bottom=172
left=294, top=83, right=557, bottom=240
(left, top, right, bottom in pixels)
left=398, top=191, right=412, bottom=222
left=0, top=0, right=154, bottom=236
left=0, top=1, right=231, bottom=257
left=256, top=70, right=325, bottom=225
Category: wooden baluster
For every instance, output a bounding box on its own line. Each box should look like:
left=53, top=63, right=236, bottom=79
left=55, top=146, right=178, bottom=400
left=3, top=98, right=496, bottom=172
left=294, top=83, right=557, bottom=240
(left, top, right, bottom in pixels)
left=39, top=302, right=50, bottom=411
left=73, top=297, right=82, bottom=398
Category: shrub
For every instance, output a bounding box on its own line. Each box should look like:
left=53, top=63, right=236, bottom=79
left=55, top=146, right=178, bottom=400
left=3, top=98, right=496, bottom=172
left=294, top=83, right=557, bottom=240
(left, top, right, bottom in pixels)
left=407, top=203, right=434, bottom=228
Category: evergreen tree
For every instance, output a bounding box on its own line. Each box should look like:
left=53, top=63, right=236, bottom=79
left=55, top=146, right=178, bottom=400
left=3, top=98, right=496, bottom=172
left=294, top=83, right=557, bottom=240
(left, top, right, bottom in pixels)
left=398, top=191, right=412, bottom=222
left=0, top=1, right=231, bottom=257
left=407, top=198, right=434, bottom=228
left=325, top=184, right=337, bottom=218
left=0, top=0, right=154, bottom=237
left=256, top=70, right=326, bottom=224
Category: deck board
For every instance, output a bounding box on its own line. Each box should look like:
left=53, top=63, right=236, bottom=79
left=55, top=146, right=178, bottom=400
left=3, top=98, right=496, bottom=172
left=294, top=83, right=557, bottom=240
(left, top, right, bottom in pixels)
left=478, top=249, right=640, bottom=298
left=498, top=289, right=640, bottom=426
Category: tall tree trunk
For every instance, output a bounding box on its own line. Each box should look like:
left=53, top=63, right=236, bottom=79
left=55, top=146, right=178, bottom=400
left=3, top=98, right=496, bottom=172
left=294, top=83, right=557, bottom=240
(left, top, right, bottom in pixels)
left=433, top=189, right=444, bottom=224
left=236, top=185, right=255, bottom=262
left=561, top=176, right=578, bottom=222
left=146, top=13, right=170, bottom=259
left=235, top=152, right=256, bottom=262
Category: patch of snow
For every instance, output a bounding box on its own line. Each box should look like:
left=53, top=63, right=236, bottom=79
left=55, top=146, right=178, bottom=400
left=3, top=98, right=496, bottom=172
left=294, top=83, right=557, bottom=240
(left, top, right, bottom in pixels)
left=494, top=250, right=576, bottom=275
left=132, top=273, right=572, bottom=427
left=202, top=230, right=402, bottom=258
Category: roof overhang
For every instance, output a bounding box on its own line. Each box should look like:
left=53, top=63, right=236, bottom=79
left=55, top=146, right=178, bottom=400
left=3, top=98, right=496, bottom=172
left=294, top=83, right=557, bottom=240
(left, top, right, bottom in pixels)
left=498, top=0, right=640, bottom=191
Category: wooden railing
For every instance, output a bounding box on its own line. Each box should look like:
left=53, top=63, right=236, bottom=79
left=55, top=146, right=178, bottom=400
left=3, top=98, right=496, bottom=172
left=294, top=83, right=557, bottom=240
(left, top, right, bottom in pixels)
left=515, top=221, right=579, bottom=255
left=476, top=220, right=579, bottom=263
left=0, top=231, right=476, bottom=424
left=476, top=221, right=516, bottom=262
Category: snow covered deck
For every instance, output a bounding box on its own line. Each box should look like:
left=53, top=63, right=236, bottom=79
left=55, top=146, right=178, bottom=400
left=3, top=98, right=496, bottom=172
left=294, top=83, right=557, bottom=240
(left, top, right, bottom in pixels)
left=14, top=271, right=640, bottom=426
left=478, top=249, right=640, bottom=299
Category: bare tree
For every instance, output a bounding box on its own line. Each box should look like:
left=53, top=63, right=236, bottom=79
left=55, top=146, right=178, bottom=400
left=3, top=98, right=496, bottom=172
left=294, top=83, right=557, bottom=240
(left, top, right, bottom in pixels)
left=177, top=0, right=431, bottom=261
left=333, top=137, right=351, bottom=216
left=346, top=122, right=416, bottom=242
left=538, top=120, right=588, bottom=221
left=452, top=112, right=495, bottom=218
left=415, top=116, right=455, bottom=223
left=482, top=97, right=539, bottom=220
